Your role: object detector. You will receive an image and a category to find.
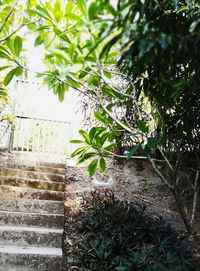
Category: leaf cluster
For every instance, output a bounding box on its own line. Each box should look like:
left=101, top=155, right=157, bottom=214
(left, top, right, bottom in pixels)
left=71, top=127, right=117, bottom=176
left=75, top=194, right=199, bottom=271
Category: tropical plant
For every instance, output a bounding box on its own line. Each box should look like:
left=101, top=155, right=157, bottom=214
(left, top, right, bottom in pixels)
left=0, top=0, right=200, bottom=236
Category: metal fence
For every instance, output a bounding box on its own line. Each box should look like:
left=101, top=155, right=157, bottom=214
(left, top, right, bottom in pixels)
left=10, top=116, right=72, bottom=155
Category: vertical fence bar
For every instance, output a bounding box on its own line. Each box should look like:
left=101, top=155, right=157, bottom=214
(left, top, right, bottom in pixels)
left=11, top=116, right=71, bottom=154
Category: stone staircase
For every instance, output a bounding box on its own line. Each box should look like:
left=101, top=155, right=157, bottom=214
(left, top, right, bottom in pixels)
left=0, top=153, right=66, bottom=271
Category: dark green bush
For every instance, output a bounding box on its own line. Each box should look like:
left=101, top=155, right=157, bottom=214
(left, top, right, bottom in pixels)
left=76, top=191, right=199, bottom=271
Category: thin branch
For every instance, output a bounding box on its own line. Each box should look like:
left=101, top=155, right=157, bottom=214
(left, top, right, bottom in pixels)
left=0, top=19, right=40, bottom=42
left=191, top=167, right=200, bottom=226
left=96, top=93, right=134, bottom=133
left=0, top=0, right=18, bottom=33
left=158, top=146, right=173, bottom=171
left=102, top=148, right=164, bottom=162
left=147, top=154, right=174, bottom=190
left=89, top=65, right=136, bottom=100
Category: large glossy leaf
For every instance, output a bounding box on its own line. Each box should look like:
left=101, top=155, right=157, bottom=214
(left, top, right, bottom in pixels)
left=100, top=132, right=109, bottom=146
left=14, top=36, right=22, bottom=57
left=57, top=83, right=65, bottom=102
left=3, top=68, right=17, bottom=86
left=88, top=2, right=98, bottom=20
left=88, top=158, right=98, bottom=176
left=99, top=158, right=106, bottom=172
left=89, top=127, right=97, bottom=142
left=15, top=66, right=23, bottom=77
left=34, top=36, right=44, bottom=47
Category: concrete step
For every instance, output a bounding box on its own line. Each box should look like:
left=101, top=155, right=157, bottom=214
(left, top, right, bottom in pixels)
left=0, top=176, right=65, bottom=192
left=0, top=226, right=63, bottom=248
left=0, top=211, right=64, bottom=229
left=0, top=185, right=64, bottom=201
left=0, top=197, right=64, bottom=214
left=2, top=162, right=66, bottom=175
left=0, top=168, right=65, bottom=182
left=0, top=245, right=62, bottom=271
left=6, top=157, right=66, bottom=169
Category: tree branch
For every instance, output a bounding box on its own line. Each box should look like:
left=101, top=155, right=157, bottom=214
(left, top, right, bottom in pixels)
left=0, top=19, right=40, bottom=42
left=0, top=0, right=18, bottom=33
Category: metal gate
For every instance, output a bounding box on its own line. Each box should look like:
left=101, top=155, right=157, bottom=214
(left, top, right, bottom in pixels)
left=9, top=80, right=72, bottom=155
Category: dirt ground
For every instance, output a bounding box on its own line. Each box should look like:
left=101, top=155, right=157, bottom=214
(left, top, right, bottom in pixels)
left=63, top=159, right=200, bottom=270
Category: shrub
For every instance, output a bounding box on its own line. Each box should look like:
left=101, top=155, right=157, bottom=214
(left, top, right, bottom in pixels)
left=75, top=191, right=199, bottom=271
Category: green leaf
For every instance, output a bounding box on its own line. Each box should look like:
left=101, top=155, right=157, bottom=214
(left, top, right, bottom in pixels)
left=70, top=140, right=84, bottom=144
left=103, top=70, right=112, bottom=79
left=88, top=75, right=100, bottom=86
left=14, top=36, right=22, bottom=57
left=88, top=159, right=98, bottom=176
left=137, top=120, right=149, bottom=133
left=0, top=46, right=10, bottom=54
left=79, top=67, right=91, bottom=79
left=71, top=146, right=90, bottom=157
left=88, top=2, right=98, bottom=20
left=89, top=127, right=97, bottom=142
left=35, top=4, right=52, bottom=20
left=99, top=158, right=106, bottom=172
left=3, top=68, right=17, bottom=86
left=0, top=65, right=10, bottom=71
left=77, top=152, right=97, bottom=165
left=5, top=38, right=14, bottom=54
left=127, top=143, right=142, bottom=160
left=147, top=137, right=160, bottom=149
left=0, top=50, right=11, bottom=59
left=58, top=83, right=65, bottom=102
left=0, top=90, right=7, bottom=96
left=15, top=66, right=23, bottom=77
left=104, top=143, right=117, bottom=151
left=66, top=77, right=81, bottom=88
left=100, top=132, right=109, bottom=146
left=94, top=112, right=109, bottom=124
left=34, top=36, right=44, bottom=47
left=79, top=129, right=90, bottom=143
left=66, top=1, right=74, bottom=13
left=68, top=43, right=75, bottom=61
left=76, top=0, right=88, bottom=20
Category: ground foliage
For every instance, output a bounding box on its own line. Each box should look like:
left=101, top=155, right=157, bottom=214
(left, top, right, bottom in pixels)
left=75, top=191, right=199, bottom=271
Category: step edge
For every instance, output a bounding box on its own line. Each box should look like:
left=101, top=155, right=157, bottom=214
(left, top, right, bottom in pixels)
left=0, top=226, right=63, bottom=234
left=0, top=185, right=65, bottom=194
